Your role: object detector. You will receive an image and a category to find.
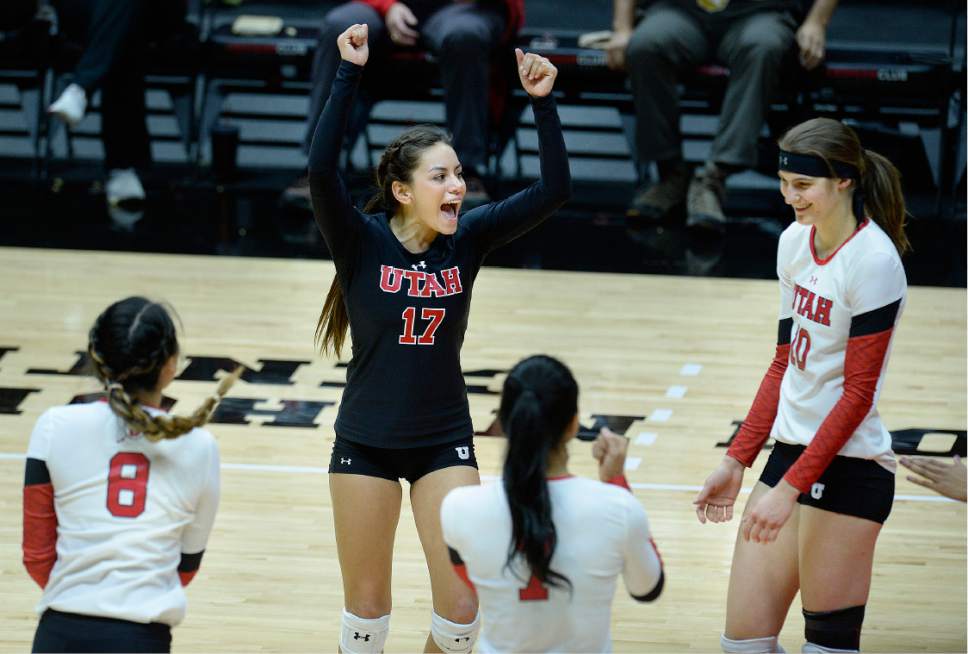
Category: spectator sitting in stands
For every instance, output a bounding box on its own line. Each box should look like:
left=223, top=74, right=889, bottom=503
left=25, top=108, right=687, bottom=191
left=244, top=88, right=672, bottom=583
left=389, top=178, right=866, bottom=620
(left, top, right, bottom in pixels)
left=604, top=0, right=837, bottom=232
left=46, top=0, right=188, bottom=206
left=285, top=0, right=524, bottom=209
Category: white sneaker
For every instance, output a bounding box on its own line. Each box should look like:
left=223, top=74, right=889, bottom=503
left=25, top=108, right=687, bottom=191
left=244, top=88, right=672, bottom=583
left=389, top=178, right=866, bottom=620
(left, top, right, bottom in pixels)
left=106, top=168, right=146, bottom=206
left=48, top=83, right=88, bottom=127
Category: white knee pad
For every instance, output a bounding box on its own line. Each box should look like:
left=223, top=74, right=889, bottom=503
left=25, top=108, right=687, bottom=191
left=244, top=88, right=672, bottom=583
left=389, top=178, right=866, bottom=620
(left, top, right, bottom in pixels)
left=430, top=610, right=480, bottom=654
left=802, top=643, right=858, bottom=653
left=721, top=634, right=786, bottom=654
left=340, top=609, right=390, bottom=654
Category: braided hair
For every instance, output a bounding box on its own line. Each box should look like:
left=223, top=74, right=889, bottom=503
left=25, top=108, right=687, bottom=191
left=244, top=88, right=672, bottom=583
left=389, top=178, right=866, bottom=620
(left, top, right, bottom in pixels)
left=88, top=297, right=240, bottom=441
left=499, top=355, right=578, bottom=593
left=314, top=125, right=453, bottom=357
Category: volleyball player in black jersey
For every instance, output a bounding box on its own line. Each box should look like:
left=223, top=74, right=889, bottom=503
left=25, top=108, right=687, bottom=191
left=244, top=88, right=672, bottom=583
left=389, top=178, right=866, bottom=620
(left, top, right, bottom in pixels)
left=307, top=24, right=570, bottom=654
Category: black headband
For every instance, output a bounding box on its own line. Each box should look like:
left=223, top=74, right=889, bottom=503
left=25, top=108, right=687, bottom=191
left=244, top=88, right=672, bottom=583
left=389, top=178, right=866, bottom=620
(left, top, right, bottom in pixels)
left=779, top=150, right=859, bottom=179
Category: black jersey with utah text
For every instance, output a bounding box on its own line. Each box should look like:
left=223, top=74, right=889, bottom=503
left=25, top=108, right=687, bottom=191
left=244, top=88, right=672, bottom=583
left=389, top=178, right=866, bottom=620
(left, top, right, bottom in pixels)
left=308, top=61, right=570, bottom=448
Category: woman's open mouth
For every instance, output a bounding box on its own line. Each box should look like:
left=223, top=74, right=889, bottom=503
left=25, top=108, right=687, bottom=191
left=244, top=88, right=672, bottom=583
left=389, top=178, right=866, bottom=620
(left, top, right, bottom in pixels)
left=440, top=201, right=461, bottom=222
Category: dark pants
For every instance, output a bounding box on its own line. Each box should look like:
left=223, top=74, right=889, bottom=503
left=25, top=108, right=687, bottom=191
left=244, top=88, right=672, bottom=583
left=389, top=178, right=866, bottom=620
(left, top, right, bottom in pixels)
left=304, top=1, right=506, bottom=173
left=626, top=0, right=796, bottom=169
left=32, top=609, right=172, bottom=653
left=52, top=0, right=187, bottom=170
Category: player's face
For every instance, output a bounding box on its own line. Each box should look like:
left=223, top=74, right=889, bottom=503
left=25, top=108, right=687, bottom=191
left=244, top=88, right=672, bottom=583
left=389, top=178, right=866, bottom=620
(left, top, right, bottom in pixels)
left=409, top=142, right=466, bottom=235
left=778, top=171, right=842, bottom=225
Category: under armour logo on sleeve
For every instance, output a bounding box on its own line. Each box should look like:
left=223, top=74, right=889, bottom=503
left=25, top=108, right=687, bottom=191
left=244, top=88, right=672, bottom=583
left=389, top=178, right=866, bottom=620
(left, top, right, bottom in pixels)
left=341, top=458, right=352, bottom=465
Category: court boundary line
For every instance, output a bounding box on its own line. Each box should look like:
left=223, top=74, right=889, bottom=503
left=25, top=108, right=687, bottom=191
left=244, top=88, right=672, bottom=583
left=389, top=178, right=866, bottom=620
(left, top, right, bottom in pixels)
left=0, top=453, right=955, bottom=502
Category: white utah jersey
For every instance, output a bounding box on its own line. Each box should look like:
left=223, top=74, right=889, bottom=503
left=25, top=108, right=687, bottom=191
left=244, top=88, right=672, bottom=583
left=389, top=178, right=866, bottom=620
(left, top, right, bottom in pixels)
left=26, top=401, right=220, bottom=625
left=773, top=220, right=906, bottom=465
left=441, top=476, right=662, bottom=653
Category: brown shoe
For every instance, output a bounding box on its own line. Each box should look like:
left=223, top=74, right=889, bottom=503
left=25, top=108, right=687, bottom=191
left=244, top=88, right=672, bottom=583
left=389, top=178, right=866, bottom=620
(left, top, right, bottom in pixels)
left=686, top=164, right=726, bottom=234
left=628, top=163, right=689, bottom=221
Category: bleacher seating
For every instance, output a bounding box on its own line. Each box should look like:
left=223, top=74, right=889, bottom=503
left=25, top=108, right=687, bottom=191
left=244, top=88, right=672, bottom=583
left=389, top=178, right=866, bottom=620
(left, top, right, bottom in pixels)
left=0, top=0, right=962, bottom=201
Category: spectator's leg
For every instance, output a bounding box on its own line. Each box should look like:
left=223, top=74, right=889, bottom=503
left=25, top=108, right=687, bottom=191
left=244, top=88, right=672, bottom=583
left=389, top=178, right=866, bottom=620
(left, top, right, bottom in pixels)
left=99, top=1, right=184, bottom=200
left=625, top=2, right=706, bottom=219
left=100, top=36, right=150, bottom=173
left=302, top=2, right=389, bottom=153
left=685, top=10, right=795, bottom=234
left=70, top=0, right=146, bottom=94
left=710, top=10, right=796, bottom=171
left=420, top=3, right=505, bottom=179
left=47, top=0, right=144, bottom=128
left=99, top=0, right=184, bottom=172
left=626, top=2, right=707, bottom=170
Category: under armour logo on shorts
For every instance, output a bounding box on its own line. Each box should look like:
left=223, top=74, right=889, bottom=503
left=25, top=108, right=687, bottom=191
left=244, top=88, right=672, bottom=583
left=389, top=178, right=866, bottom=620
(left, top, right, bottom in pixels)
left=455, top=446, right=470, bottom=460
left=341, top=457, right=352, bottom=465
left=810, top=482, right=825, bottom=500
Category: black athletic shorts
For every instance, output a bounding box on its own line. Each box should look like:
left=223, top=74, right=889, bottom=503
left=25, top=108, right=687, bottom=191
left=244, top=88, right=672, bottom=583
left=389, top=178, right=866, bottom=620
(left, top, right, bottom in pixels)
left=329, top=434, right=478, bottom=483
left=759, top=441, right=895, bottom=524
left=33, top=609, right=171, bottom=653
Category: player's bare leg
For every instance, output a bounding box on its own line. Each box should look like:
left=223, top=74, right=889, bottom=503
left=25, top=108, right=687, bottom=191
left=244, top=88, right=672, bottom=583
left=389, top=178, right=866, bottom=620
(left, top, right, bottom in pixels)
left=330, top=473, right=403, bottom=652
left=410, top=465, right=481, bottom=653
left=797, top=506, right=881, bottom=652
left=724, top=481, right=801, bottom=650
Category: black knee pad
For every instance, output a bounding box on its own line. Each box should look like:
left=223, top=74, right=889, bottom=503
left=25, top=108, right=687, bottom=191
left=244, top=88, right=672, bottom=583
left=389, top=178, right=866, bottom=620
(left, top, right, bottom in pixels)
left=803, top=605, right=866, bottom=651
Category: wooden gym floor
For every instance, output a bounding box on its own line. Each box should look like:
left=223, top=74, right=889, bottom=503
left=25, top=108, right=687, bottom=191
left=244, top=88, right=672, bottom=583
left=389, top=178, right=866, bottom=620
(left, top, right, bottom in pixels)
left=0, top=246, right=964, bottom=652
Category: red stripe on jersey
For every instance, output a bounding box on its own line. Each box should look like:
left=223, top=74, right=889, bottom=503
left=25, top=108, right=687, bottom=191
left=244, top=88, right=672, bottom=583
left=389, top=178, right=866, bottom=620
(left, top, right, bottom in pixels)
left=179, top=570, right=198, bottom=586
left=23, top=483, right=57, bottom=588
left=783, top=328, right=894, bottom=493
left=452, top=563, right=477, bottom=594
left=810, top=220, right=869, bottom=265
left=727, top=343, right=791, bottom=467
left=606, top=475, right=631, bottom=491
left=649, top=537, right=664, bottom=569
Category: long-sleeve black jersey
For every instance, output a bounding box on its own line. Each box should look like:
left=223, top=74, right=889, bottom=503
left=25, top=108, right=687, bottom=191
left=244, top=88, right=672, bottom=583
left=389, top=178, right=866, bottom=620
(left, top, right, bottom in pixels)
left=308, top=60, right=571, bottom=448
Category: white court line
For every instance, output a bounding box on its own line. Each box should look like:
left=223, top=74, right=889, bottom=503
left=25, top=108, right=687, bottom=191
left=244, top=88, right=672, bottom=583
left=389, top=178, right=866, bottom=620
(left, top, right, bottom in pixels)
left=635, top=432, right=658, bottom=446
left=221, top=462, right=328, bottom=474
left=624, top=457, right=642, bottom=471
left=665, top=386, right=688, bottom=399
left=0, top=453, right=955, bottom=502
left=649, top=409, right=673, bottom=422
left=680, top=363, right=703, bottom=376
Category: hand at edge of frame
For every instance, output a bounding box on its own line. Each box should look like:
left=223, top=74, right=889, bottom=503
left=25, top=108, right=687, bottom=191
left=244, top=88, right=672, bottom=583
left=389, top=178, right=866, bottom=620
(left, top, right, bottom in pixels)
left=900, top=454, right=967, bottom=502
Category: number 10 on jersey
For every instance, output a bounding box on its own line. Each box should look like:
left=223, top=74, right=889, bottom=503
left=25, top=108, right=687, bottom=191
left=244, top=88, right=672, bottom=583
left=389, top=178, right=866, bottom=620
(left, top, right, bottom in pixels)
left=399, top=307, right=446, bottom=345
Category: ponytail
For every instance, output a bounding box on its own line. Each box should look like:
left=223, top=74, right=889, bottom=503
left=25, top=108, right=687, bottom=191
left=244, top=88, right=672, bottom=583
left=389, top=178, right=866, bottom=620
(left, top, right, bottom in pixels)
left=98, top=359, right=242, bottom=442
left=861, top=149, right=910, bottom=255
left=314, top=124, right=452, bottom=357
left=499, top=355, right=579, bottom=593
left=88, top=297, right=241, bottom=441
